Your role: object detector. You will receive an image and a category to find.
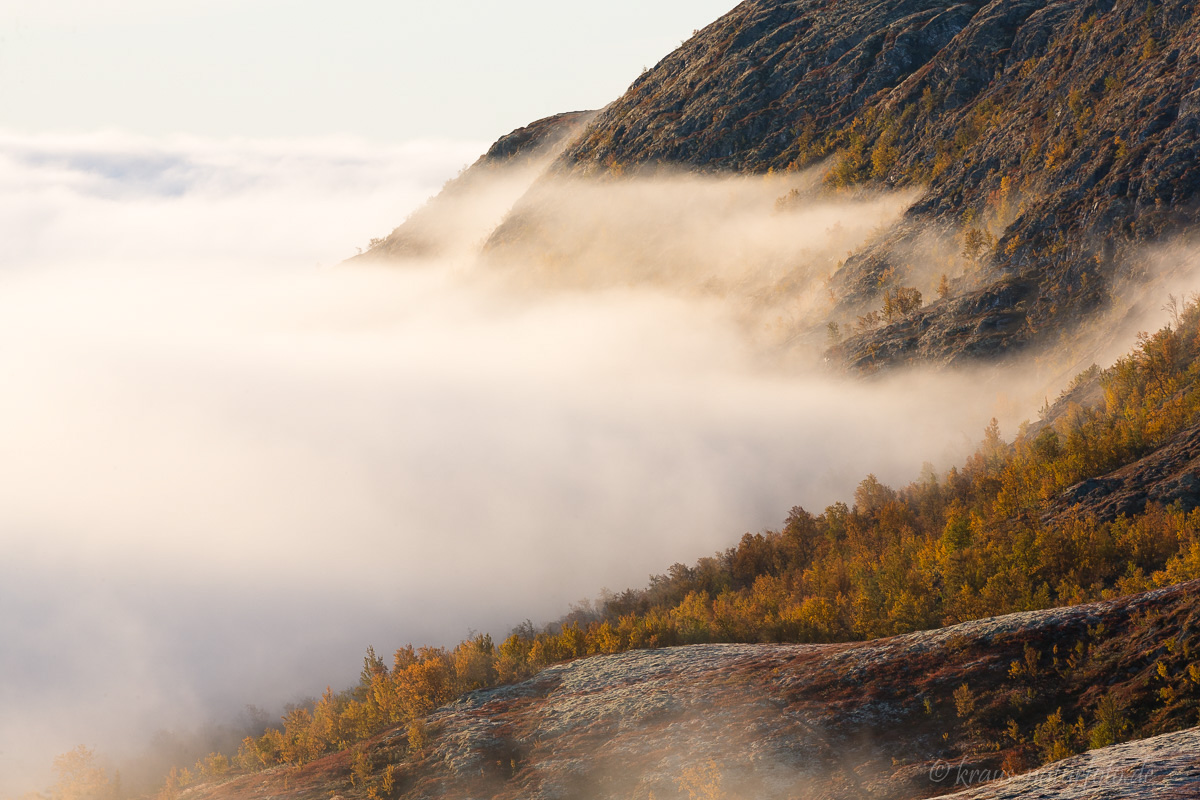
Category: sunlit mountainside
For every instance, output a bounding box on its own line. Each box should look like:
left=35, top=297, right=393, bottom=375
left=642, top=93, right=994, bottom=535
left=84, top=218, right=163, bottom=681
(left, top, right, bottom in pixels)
left=16, top=1, right=1200, bottom=799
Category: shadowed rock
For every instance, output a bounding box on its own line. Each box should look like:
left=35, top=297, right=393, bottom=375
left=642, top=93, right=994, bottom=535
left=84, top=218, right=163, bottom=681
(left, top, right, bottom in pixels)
left=1049, top=419, right=1200, bottom=523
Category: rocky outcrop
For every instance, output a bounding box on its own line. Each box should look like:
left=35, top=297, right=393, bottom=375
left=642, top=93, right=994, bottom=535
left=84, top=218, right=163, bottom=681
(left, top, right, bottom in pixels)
left=354, top=111, right=595, bottom=262
left=185, top=580, right=1200, bottom=800
left=357, top=3, right=1200, bottom=369
left=827, top=277, right=1040, bottom=366
left=553, top=0, right=1200, bottom=369
left=1049, top=418, right=1200, bottom=523
left=939, top=727, right=1200, bottom=799
left=478, top=113, right=597, bottom=164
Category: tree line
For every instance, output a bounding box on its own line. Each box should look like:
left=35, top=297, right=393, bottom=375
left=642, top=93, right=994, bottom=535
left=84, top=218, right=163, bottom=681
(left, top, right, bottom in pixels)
left=30, top=298, right=1200, bottom=799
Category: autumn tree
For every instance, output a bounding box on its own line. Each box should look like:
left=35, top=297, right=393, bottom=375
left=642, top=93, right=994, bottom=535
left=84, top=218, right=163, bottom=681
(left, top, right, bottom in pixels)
left=961, top=227, right=991, bottom=264
left=452, top=633, right=497, bottom=693
left=677, top=759, right=725, bottom=800
left=51, top=747, right=118, bottom=800
left=882, top=286, right=922, bottom=321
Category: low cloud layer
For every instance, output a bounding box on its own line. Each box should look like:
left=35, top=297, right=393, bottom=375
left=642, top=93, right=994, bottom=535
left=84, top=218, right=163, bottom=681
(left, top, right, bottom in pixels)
left=481, top=171, right=921, bottom=354
left=0, top=130, right=484, bottom=270
left=0, top=132, right=1093, bottom=795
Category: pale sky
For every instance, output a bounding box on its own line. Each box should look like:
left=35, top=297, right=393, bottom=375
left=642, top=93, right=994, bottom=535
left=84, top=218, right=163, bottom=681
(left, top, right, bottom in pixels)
left=0, top=1, right=738, bottom=144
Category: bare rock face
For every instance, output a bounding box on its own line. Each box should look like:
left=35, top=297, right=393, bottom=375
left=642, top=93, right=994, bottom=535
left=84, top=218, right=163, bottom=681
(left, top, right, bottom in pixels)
left=356, top=2, right=1200, bottom=370
left=185, top=580, right=1200, bottom=800
left=553, top=0, right=1200, bottom=370
left=937, top=728, right=1200, bottom=800
left=1049, top=419, right=1200, bottom=523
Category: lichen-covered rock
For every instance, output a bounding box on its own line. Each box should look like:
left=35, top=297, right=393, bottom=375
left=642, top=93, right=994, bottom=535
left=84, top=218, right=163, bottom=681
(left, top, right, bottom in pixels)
left=936, top=727, right=1200, bottom=800
left=184, top=580, right=1200, bottom=800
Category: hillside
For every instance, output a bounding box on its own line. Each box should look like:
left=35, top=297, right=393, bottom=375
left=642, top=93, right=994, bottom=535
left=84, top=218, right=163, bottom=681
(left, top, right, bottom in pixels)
left=145, top=4, right=1200, bottom=800
left=367, top=0, right=1200, bottom=371
left=353, top=111, right=595, bottom=262
left=180, top=580, right=1200, bottom=800
left=123, top=296, right=1200, bottom=800
left=558, top=0, right=1200, bottom=369
left=1048, top=417, right=1200, bottom=523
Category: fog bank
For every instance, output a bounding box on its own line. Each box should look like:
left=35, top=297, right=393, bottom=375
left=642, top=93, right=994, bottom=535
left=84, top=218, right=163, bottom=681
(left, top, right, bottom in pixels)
left=0, top=133, right=1082, bottom=795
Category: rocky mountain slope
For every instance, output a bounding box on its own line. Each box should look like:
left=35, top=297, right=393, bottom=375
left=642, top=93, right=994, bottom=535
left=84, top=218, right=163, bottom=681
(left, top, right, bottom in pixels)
left=366, top=0, right=1200, bottom=371
left=557, top=0, right=1200, bottom=369
left=322, top=5, right=1200, bottom=799
left=1051, top=417, right=1200, bottom=523
left=939, top=728, right=1200, bottom=800
left=183, top=580, right=1199, bottom=800
left=354, top=111, right=594, bottom=262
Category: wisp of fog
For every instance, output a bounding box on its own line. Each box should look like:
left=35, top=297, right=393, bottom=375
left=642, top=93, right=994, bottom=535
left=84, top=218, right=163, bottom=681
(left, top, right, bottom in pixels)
left=0, top=131, right=1147, bottom=796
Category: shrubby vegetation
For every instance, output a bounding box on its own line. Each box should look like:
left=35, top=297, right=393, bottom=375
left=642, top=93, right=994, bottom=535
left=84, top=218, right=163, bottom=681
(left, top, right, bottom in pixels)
left=38, top=300, right=1200, bottom=799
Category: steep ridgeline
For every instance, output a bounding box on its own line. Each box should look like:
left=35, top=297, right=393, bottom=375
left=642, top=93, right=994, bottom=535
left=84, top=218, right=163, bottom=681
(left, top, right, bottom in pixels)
left=183, top=581, right=1200, bottom=800
left=354, top=111, right=594, bottom=262
left=544, top=0, right=1200, bottom=368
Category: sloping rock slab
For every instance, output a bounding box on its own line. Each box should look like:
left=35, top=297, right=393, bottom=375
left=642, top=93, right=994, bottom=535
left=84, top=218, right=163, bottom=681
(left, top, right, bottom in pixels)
left=1049, top=420, right=1200, bottom=523
left=934, top=727, right=1200, bottom=800
left=186, top=580, right=1200, bottom=800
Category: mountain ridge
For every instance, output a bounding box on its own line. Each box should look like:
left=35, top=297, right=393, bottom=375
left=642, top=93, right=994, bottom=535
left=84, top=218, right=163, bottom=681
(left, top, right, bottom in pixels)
left=556, top=0, right=1200, bottom=369
left=250, top=5, right=1200, bottom=799
left=366, top=0, right=1200, bottom=371
left=353, top=111, right=595, bottom=262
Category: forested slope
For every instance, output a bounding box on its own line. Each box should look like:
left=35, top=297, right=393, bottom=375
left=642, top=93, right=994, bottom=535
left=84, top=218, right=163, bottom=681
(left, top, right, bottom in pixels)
left=179, top=582, right=1200, bottom=800
left=57, top=3, right=1200, bottom=799
left=141, top=294, right=1200, bottom=800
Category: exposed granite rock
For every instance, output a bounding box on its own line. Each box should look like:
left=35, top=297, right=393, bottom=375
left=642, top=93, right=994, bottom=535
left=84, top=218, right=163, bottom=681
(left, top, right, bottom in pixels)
left=549, top=0, right=1200, bottom=369
left=185, top=580, right=1200, bottom=800
left=1048, top=418, right=1200, bottom=523
left=938, top=727, right=1200, bottom=800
